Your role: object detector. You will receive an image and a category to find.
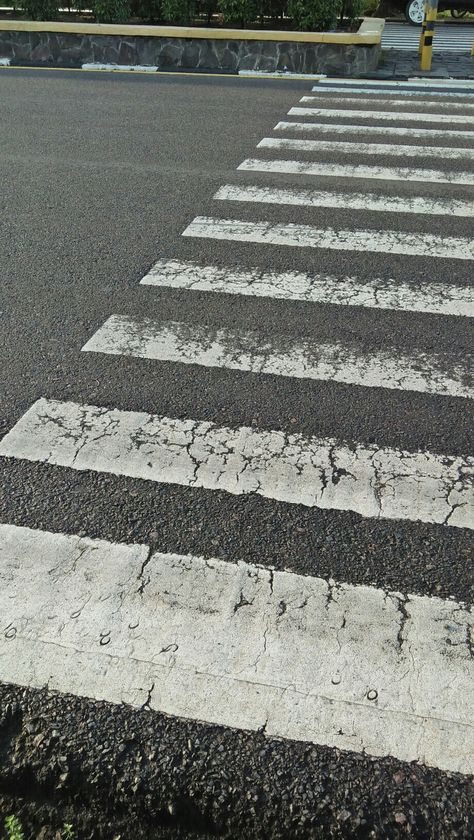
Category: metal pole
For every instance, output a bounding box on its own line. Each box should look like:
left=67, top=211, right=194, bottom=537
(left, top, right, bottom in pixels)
left=420, top=0, right=438, bottom=71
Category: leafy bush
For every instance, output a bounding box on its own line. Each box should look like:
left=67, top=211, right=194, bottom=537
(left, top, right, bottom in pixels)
left=288, top=0, right=340, bottom=30
left=4, top=815, right=24, bottom=840
left=130, top=0, right=162, bottom=19
left=217, top=0, right=259, bottom=25
left=92, top=0, right=131, bottom=21
left=341, top=0, right=364, bottom=25
left=18, top=0, right=59, bottom=19
left=362, top=0, right=380, bottom=14
left=162, top=0, right=195, bottom=23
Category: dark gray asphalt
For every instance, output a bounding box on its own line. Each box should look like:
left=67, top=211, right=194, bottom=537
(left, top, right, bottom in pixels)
left=1, top=68, right=473, bottom=837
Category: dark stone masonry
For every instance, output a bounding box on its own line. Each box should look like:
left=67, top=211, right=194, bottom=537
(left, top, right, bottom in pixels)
left=0, top=29, right=381, bottom=74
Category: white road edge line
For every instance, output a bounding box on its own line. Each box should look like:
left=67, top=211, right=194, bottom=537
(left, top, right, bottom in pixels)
left=214, top=183, right=474, bottom=218
left=1, top=398, right=473, bottom=530
left=238, top=158, right=474, bottom=187
left=140, top=258, right=474, bottom=318
left=1, top=522, right=473, bottom=775
left=82, top=314, right=474, bottom=401
left=183, top=215, right=474, bottom=261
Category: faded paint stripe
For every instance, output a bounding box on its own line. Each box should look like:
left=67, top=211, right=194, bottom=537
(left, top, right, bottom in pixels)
left=301, top=94, right=474, bottom=111
left=288, top=106, right=474, bottom=124
left=1, top=523, right=473, bottom=775
left=0, top=399, right=472, bottom=529
left=183, top=216, right=474, bottom=261
left=274, top=121, right=474, bottom=141
left=214, top=184, right=474, bottom=218
left=82, top=314, right=474, bottom=400
left=238, top=158, right=474, bottom=187
left=140, top=259, right=474, bottom=318
left=257, top=136, right=474, bottom=161
left=310, top=87, right=474, bottom=99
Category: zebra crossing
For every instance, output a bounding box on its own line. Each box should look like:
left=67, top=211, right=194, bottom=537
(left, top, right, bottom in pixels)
left=381, top=21, right=474, bottom=52
left=1, top=79, right=473, bottom=778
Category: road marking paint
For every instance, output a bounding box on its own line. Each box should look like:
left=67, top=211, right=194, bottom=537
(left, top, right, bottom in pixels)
left=1, top=399, right=473, bottom=529
left=82, top=314, right=474, bottom=401
left=258, top=136, right=474, bottom=161
left=140, top=259, right=474, bottom=318
left=1, top=522, right=473, bottom=774
left=301, top=94, right=474, bottom=111
left=274, top=121, right=474, bottom=141
left=310, top=85, right=474, bottom=99
left=82, top=63, right=158, bottom=72
left=238, top=158, right=474, bottom=187
left=288, top=106, right=474, bottom=125
left=215, top=184, right=474, bottom=218
left=319, top=78, right=474, bottom=88
left=183, top=216, right=474, bottom=261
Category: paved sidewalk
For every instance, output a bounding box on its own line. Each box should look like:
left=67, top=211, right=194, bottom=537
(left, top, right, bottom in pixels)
left=373, top=48, right=474, bottom=79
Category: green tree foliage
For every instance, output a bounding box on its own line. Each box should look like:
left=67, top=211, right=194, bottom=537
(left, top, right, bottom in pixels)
left=288, top=0, right=340, bottom=30
left=17, top=0, right=59, bottom=20
left=217, top=0, right=259, bottom=26
left=162, top=0, right=195, bottom=23
left=92, top=0, right=131, bottom=22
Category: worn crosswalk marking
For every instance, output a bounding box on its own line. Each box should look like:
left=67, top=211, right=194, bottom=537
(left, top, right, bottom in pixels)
left=257, top=137, right=474, bottom=161
left=288, top=106, right=474, bottom=124
left=183, top=216, right=474, bottom=260
left=1, top=523, right=472, bottom=775
left=1, top=399, right=473, bottom=529
left=140, top=259, right=474, bottom=317
left=215, top=184, right=474, bottom=218
left=274, top=121, right=474, bottom=141
left=82, top=314, right=474, bottom=400
left=301, top=94, right=474, bottom=111
left=238, top=158, right=474, bottom=187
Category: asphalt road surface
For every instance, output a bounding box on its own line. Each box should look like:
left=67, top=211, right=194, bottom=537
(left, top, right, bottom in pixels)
left=0, top=69, right=473, bottom=839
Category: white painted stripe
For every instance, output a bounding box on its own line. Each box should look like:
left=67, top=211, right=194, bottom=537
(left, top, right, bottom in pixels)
left=183, top=216, right=474, bottom=261
left=322, top=78, right=474, bottom=88
left=302, top=95, right=474, bottom=111
left=1, top=522, right=473, bottom=774
left=258, top=137, right=474, bottom=161
left=82, top=314, right=474, bottom=401
left=214, top=183, right=474, bottom=219
left=274, top=121, right=474, bottom=141
left=238, top=158, right=474, bottom=187
left=239, top=70, right=327, bottom=79
left=311, top=85, right=474, bottom=99
left=82, top=63, right=158, bottom=72
left=288, top=106, right=474, bottom=125
left=140, top=259, right=474, bottom=318
left=1, top=399, right=473, bottom=529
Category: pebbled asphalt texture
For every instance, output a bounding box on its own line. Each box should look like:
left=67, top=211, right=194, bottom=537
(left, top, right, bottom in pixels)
left=0, top=68, right=473, bottom=837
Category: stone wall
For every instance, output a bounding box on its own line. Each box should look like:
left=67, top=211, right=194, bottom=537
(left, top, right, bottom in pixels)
left=0, top=29, right=381, bottom=75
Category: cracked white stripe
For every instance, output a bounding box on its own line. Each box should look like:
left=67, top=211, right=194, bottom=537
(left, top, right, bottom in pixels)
left=238, top=158, right=474, bottom=187
left=288, top=106, right=474, bottom=124
left=140, top=259, right=474, bottom=317
left=183, top=216, right=474, bottom=261
left=301, top=94, right=474, bottom=111
left=214, top=184, right=474, bottom=219
left=274, top=121, right=474, bottom=141
left=82, top=315, right=474, bottom=401
left=258, top=136, right=474, bottom=161
left=0, top=523, right=472, bottom=775
left=1, top=399, right=473, bottom=529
